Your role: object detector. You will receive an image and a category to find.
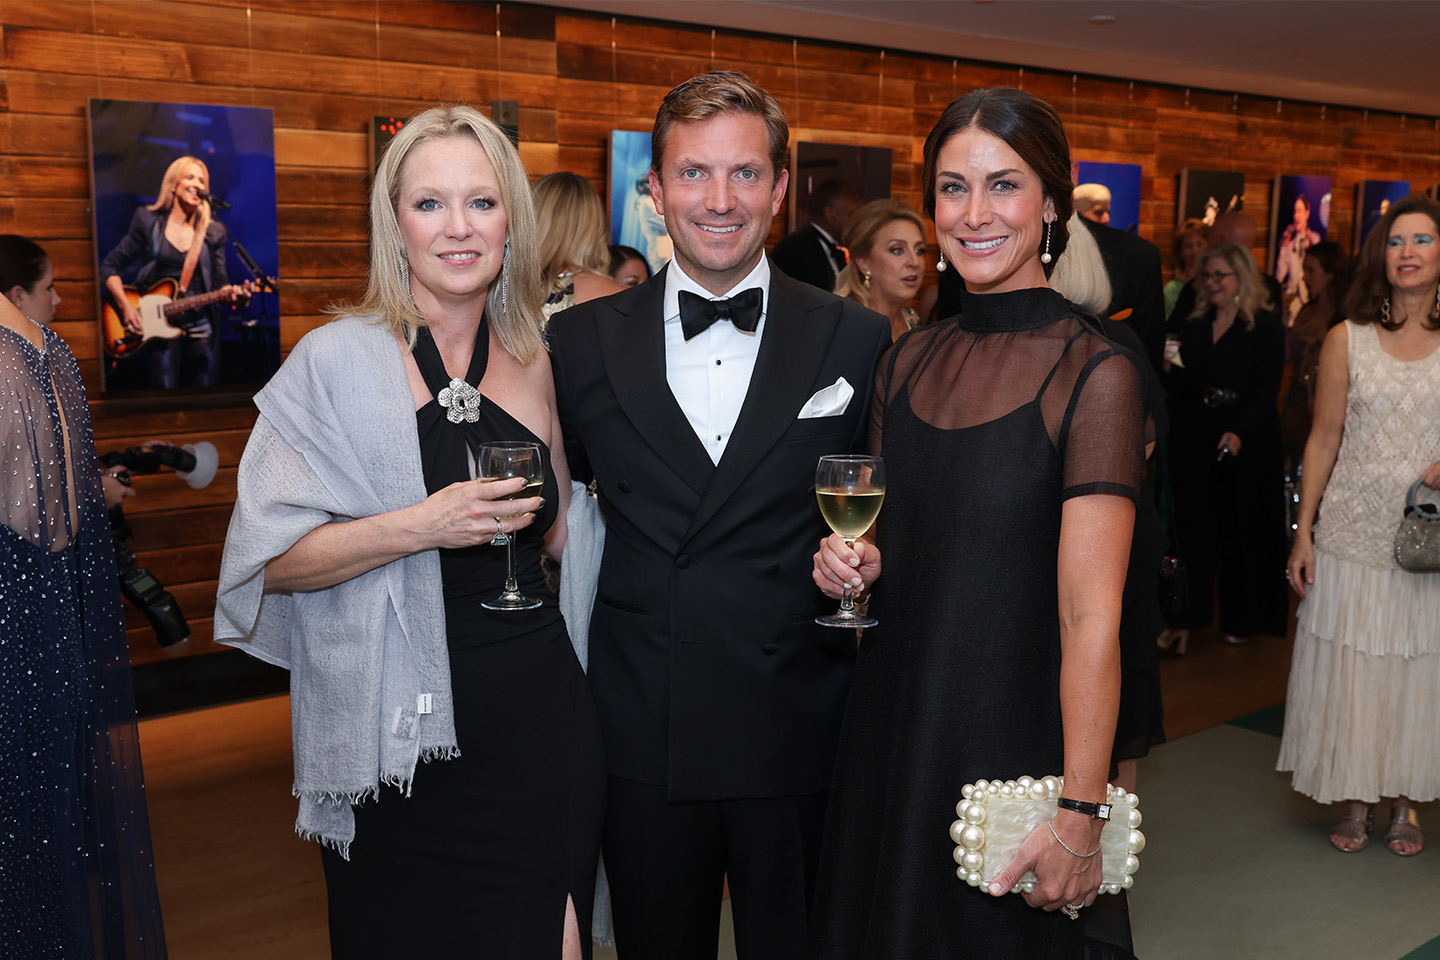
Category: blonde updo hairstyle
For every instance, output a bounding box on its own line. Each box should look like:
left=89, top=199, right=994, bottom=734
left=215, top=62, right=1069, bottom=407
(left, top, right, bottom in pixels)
left=833, top=199, right=927, bottom=309
left=533, top=171, right=612, bottom=296
left=329, top=104, right=545, bottom=364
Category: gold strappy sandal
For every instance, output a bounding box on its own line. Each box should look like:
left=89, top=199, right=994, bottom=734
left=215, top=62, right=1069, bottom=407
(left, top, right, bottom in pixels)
left=1329, top=801, right=1373, bottom=853
left=1385, top=803, right=1424, bottom=857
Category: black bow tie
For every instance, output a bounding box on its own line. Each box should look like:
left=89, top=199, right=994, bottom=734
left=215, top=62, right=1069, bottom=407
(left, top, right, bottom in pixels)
left=678, top=287, right=764, bottom=341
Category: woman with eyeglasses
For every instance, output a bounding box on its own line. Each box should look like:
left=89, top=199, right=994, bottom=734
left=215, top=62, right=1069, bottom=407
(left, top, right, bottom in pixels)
left=1159, top=243, right=1287, bottom=653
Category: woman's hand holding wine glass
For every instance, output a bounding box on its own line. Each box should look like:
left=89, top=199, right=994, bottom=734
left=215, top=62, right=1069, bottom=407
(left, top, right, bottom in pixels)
left=414, top=475, right=542, bottom=551
left=813, top=455, right=885, bottom=628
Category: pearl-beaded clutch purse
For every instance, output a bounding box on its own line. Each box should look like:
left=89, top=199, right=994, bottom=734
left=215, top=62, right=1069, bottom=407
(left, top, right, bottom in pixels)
left=950, top=776, right=1145, bottom=895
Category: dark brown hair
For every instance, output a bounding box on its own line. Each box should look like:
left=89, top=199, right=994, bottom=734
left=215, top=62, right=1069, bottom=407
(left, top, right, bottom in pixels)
left=0, top=234, right=50, bottom=295
left=1345, top=194, right=1440, bottom=331
left=921, top=87, right=1073, bottom=275
left=651, top=71, right=789, bottom=181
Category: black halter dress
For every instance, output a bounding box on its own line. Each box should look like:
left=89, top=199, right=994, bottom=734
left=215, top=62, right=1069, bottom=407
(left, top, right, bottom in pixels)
left=321, top=323, right=606, bottom=959
left=808, top=288, right=1144, bottom=960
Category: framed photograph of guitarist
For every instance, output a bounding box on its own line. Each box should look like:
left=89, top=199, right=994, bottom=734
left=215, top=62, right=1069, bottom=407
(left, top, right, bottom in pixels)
left=88, top=98, right=281, bottom=392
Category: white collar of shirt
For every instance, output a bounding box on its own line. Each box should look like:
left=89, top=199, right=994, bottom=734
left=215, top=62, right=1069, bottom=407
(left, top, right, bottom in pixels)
left=810, top=222, right=838, bottom=246
left=663, top=255, right=771, bottom=327
left=662, top=255, right=772, bottom=464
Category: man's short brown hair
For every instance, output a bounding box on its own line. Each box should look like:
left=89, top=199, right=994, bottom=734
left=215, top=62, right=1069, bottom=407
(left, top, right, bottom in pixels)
left=651, top=71, right=789, bottom=180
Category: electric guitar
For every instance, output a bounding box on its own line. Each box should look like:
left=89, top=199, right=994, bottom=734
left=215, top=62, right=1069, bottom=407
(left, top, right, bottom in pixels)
left=101, top=278, right=237, bottom=359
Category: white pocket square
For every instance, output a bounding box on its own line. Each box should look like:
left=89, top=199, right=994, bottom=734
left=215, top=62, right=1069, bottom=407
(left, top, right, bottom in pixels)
left=797, top=377, right=854, bottom=419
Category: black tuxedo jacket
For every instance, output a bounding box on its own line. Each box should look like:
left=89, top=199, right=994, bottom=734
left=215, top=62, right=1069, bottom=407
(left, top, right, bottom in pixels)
left=1080, top=217, right=1167, bottom=373
left=549, top=264, right=891, bottom=801
left=770, top=223, right=842, bottom=293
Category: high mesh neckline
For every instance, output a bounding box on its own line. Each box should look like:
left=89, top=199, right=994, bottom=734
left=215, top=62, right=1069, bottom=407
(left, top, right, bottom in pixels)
left=953, top=285, right=1076, bottom=334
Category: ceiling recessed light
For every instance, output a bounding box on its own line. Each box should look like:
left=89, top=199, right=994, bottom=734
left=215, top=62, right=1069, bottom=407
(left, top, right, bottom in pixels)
left=1088, top=14, right=1117, bottom=25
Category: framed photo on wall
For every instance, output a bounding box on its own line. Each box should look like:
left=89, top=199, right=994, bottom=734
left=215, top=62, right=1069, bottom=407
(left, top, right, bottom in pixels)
left=1074, top=161, right=1142, bottom=234
left=789, top=142, right=893, bottom=233
left=1269, top=174, right=1331, bottom=301
left=1177, top=169, right=1244, bottom=227
left=1355, top=180, right=1410, bottom=250
left=608, top=130, right=671, bottom=275
left=88, top=98, right=281, bottom=393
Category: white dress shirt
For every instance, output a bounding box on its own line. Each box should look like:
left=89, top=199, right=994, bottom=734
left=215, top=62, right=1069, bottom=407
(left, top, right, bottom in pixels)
left=663, top=256, right=771, bottom=464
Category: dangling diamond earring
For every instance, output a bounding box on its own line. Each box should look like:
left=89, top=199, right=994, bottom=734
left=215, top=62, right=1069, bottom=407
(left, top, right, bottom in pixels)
left=936, top=249, right=947, bottom=272
left=1040, top=218, right=1054, bottom=265
left=398, top=255, right=414, bottom=304
left=498, top=236, right=511, bottom=323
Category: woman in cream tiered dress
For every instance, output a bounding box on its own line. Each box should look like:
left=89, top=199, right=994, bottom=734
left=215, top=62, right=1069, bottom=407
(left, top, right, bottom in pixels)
left=1280, top=195, right=1440, bottom=857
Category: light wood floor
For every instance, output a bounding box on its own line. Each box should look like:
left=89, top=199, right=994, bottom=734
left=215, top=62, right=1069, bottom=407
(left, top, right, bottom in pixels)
left=138, top=623, right=1292, bottom=959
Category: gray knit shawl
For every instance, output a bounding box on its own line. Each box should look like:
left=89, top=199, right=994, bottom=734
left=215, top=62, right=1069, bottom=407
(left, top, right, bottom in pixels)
left=214, top=316, right=457, bottom=858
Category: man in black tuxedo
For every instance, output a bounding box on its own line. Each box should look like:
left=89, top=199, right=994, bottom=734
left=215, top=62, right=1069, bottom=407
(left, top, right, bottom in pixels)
left=770, top=177, right=860, bottom=292
left=1076, top=213, right=1167, bottom=373
left=549, top=72, right=889, bottom=959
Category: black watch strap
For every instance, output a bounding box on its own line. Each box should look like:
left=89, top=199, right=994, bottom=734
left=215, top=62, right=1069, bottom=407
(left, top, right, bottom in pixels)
left=1057, top=797, right=1112, bottom=821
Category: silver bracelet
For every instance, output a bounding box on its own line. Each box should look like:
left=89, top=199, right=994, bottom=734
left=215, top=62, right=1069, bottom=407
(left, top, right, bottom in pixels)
left=1049, top=820, right=1100, bottom=858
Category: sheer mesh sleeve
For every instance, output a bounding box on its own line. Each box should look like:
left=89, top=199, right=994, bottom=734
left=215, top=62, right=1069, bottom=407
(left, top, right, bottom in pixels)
left=867, top=340, right=899, bottom=456
left=1059, top=346, right=1145, bottom=501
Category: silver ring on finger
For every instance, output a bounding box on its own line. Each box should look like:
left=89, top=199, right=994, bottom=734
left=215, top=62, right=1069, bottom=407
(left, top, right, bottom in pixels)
left=1062, top=903, right=1081, bottom=920
left=492, top=516, right=508, bottom=546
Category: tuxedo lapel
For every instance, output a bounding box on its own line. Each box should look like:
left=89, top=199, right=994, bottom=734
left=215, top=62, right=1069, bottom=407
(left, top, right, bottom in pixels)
left=681, top=268, right=840, bottom=545
left=596, top=265, right=715, bottom=497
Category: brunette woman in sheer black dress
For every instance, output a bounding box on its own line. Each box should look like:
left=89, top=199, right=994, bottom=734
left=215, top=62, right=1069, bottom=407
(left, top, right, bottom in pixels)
left=811, top=88, right=1144, bottom=960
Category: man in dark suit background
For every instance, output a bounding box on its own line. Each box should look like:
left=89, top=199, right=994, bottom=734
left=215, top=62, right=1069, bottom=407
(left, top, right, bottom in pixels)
left=770, top=177, right=861, bottom=292
left=548, top=72, right=889, bottom=960
left=1076, top=211, right=1167, bottom=373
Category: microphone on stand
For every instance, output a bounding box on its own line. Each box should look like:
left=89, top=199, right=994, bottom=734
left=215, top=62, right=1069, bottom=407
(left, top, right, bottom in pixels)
left=233, top=239, right=279, bottom=293
left=198, top=191, right=231, bottom=211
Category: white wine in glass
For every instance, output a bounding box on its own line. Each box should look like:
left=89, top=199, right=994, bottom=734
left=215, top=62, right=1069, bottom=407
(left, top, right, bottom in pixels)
left=815, top=454, right=885, bottom=628
left=479, top=441, right=543, bottom=611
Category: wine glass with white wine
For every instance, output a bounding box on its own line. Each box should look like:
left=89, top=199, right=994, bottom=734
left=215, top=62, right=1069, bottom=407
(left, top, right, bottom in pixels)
left=479, top=441, right=544, bottom=612
left=814, top=454, right=885, bottom=628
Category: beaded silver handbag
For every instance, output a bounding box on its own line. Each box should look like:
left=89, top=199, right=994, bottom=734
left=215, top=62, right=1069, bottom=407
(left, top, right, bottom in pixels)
left=950, top=777, right=1144, bottom=895
left=1394, top=479, right=1440, bottom=573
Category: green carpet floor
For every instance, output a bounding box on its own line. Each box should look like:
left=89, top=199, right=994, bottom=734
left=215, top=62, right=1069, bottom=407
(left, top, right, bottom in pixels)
left=597, top=706, right=1440, bottom=959
left=1130, top=710, right=1439, bottom=959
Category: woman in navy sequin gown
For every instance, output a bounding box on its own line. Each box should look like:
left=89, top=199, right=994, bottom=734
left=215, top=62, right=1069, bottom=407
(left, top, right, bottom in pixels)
left=1, top=241, right=167, bottom=959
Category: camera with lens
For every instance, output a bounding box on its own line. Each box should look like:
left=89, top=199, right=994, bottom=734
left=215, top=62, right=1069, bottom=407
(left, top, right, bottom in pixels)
left=101, top=442, right=219, bottom=655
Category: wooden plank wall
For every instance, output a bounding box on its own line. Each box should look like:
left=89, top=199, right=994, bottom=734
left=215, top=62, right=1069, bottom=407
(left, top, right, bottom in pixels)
left=3, top=0, right=1438, bottom=672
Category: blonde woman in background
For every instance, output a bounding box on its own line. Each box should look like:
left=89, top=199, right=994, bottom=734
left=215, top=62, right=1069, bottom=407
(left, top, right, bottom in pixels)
left=215, top=105, right=605, bottom=958
left=1162, top=243, right=1287, bottom=651
left=534, top=171, right=625, bottom=321
left=833, top=198, right=926, bottom=340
